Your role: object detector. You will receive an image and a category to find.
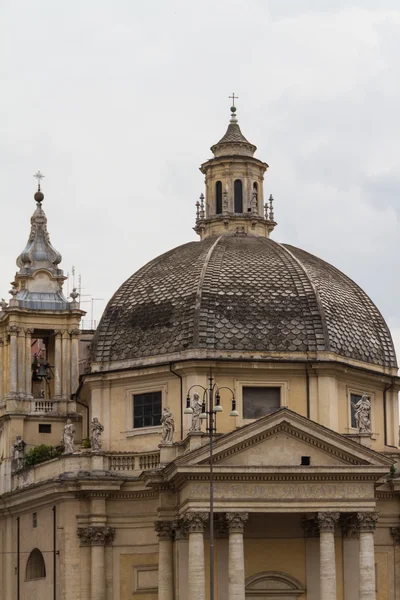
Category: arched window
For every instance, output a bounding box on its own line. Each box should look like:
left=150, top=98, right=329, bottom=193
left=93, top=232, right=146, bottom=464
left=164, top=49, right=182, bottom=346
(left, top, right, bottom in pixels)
left=246, top=571, right=304, bottom=598
left=234, top=179, right=243, bottom=213
left=215, top=181, right=222, bottom=214
left=26, top=548, right=46, bottom=580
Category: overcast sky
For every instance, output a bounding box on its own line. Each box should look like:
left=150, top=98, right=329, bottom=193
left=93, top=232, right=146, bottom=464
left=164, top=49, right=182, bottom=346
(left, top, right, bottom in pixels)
left=1, top=0, right=399, bottom=360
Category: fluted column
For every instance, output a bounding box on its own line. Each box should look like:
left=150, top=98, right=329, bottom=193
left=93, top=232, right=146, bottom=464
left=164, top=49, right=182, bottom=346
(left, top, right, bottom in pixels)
left=358, top=513, right=378, bottom=600
left=226, top=512, right=248, bottom=600
left=25, top=329, right=33, bottom=397
left=8, top=326, right=19, bottom=396
left=62, top=331, right=71, bottom=400
left=184, top=513, right=208, bottom=600
left=54, top=330, right=62, bottom=399
left=69, top=328, right=80, bottom=395
left=77, top=526, right=115, bottom=600
left=318, top=512, right=339, bottom=600
left=155, top=521, right=174, bottom=600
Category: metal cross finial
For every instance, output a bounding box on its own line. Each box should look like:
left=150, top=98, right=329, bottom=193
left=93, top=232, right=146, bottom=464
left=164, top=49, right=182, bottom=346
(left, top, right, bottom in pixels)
left=33, top=170, right=45, bottom=190
left=229, top=93, right=238, bottom=107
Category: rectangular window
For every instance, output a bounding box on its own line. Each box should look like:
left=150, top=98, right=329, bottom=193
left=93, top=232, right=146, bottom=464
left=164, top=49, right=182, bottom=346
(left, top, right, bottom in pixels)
left=243, top=386, right=281, bottom=419
left=350, top=393, right=362, bottom=429
left=133, top=391, right=162, bottom=429
left=33, top=512, right=37, bottom=528
left=38, top=424, right=51, bottom=434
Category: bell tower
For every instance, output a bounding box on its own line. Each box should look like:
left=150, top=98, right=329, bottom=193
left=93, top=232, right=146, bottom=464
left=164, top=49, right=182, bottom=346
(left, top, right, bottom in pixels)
left=195, top=98, right=277, bottom=239
left=0, top=174, right=85, bottom=491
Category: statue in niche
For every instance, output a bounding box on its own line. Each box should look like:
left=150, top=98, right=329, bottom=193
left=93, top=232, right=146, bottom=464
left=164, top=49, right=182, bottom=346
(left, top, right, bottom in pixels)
left=161, top=407, right=175, bottom=443
left=63, top=419, right=76, bottom=453
left=189, top=392, right=203, bottom=432
left=90, top=417, right=104, bottom=451
left=12, top=435, right=26, bottom=470
left=351, top=394, right=371, bottom=433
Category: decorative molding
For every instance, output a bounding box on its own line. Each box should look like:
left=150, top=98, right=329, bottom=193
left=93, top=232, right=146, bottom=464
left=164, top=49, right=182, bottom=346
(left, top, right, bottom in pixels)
left=205, top=422, right=369, bottom=467
left=357, top=512, right=378, bottom=533
left=226, top=512, right=248, bottom=533
left=77, top=525, right=115, bottom=546
left=184, top=512, right=208, bottom=533
left=154, top=520, right=174, bottom=541
left=317, top=512, right=340, bottom=532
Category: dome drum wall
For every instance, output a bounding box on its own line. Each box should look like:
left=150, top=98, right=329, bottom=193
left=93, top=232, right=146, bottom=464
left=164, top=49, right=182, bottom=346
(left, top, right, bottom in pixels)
left=91, top=235, right=397, bottom=372
left=201, top=156, right=268, bottom=219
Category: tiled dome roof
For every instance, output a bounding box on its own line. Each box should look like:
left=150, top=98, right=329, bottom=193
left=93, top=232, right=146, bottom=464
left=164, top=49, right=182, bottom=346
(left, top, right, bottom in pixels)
left=91, top=235, right=397, bottom=369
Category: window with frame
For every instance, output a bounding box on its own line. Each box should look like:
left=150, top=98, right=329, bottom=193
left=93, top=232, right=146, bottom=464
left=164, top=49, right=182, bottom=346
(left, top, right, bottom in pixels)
left=243, top=386, right=281, bottom=419
left=133, top=391, right=162, bottom=429
left=350, top=392, right=363, bottom=429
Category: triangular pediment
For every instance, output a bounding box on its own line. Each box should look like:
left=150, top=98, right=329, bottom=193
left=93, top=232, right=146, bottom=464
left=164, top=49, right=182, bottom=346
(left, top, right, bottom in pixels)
left=176, top=408, right=393, bottom=469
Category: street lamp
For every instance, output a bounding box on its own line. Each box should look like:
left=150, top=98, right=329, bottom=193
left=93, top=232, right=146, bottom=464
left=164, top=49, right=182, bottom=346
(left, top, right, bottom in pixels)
left=184, top=369, right=238, bottom=600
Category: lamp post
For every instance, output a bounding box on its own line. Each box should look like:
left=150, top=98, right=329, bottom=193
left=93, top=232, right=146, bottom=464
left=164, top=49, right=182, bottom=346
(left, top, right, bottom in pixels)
left=184, top=369, right=238, bottom=600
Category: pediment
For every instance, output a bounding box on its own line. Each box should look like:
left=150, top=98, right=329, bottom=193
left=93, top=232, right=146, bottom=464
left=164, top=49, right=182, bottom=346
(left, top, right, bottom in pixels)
left=177, top=408, right=393, bottom=469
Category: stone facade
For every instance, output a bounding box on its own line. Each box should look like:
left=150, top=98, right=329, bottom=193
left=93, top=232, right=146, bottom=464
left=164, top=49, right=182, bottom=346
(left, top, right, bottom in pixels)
left=0, top=109, right=400, bottom=600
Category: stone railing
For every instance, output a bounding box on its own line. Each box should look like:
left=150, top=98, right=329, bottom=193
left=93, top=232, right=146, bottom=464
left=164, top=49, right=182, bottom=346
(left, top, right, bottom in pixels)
left=33, top=400, right=54, bottom=413
left=11, top=450, right=161, bottom=491
left=108, top=451, right=160, bottom=473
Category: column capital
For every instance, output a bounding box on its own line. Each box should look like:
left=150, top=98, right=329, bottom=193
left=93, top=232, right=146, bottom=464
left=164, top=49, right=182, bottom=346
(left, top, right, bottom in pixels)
left=24, top=328, right=34, bottom=335
left=391, top=526, right=400, bottom=544
left=69, top=328, right=80, bottom=337
left=357, top=512, right=378, bottom=532
left=301, top=516, right=319, bottom=538
left=184, top=512, right=208, bottom=533
left=226, top=512, right=248, bottom=533
left=317, top=512, right=340, bottom=532
left=7, top=326, right=19, bottom=335
left=154, top=520, right=174, bottom=541
left=77, top=525, right=115, bottom=546
left=54, top=329, right=64, bottom=337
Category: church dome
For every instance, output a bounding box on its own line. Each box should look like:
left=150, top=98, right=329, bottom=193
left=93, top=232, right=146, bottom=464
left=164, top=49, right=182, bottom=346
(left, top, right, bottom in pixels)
left=91, top=233, right=397, bottom=369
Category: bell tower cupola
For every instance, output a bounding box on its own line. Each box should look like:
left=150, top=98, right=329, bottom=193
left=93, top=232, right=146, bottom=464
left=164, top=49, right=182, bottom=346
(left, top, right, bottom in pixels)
left=195, top=98, right=277, bottom=239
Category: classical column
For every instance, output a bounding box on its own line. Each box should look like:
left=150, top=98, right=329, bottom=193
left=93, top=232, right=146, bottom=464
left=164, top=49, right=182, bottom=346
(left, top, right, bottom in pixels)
left=8, top=326, right=19, bottom=396
left=226, top=512, right=248, bottom=600
left=25, top=329, right=33, bottom=397
left=155, top=521, right=174, bottom=600
left=62, top=331, right=71, bottom=400
left=69, top=328, right=80, bottom=395
left=17, top=329, right=25, bottom=396
left=0, top=339, right=4, bottom=400
left=318, top=512, right=339, bottom=600
left=77, top=526, right=115, bottom=600
left=184, top=513, right=208, bottom=600
left=54, top=330, right=62, bottom=399
left=391, top=527, right=400, bottom=600
left=358, top=513, right=378, bottom=600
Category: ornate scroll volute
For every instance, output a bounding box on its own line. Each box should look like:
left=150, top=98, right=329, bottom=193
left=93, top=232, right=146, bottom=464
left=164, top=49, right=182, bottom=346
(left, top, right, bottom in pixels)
left=317, top=512, right=340, bottom=533
left=226, top=512, right=248, bottom=533
left=183, top=512, right=208, bottom=533
left=357, top=512, right=378, bottom=533
left=77, top=525, right=115, bottom=546
left=154, top=520, right=174, bottom=541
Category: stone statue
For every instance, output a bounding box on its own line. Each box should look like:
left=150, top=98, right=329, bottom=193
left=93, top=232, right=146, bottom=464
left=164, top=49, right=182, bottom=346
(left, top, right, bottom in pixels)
left=12, top=435, right=26, bottom=470
left=189, top=392, right=203, bottom=432
left=161, top=407, right=175, bottom=443
left=351, top=394, right=371, bottom=433
left=90, top=417, right=104, bottom=451
left=63, top=419, right=76, bottom=453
